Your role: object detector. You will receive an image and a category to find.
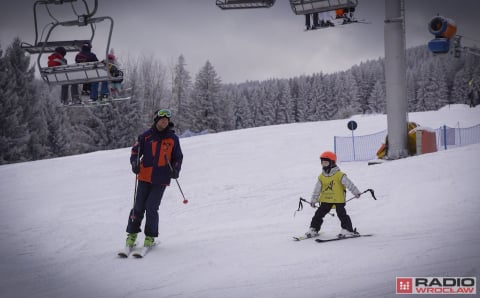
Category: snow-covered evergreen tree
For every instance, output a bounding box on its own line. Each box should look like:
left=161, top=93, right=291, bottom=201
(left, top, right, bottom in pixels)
left=406, top=69, right=418, bottom=112
left=190, top=61, right=222, bottom=132
left=260, top=80, right=277, bottom=126
left=218, top=86, right=235, bottom=131
left=309, top=73, right=328, bottom=121
left=452, top=52, right=480, bottom=106
left=352, top=62, right=377, bottom=114
left=39, top=84, right=75, bottom=156
left=288, top=77, right=306, bottom=123
left=171, top=55, right=192, bottom=132
left=275, top=79, right=293, bottom=124
left=416, top=61, right=449, bottom=111
left=234, top=87, right=252, bottom=129
left=0, top=39, right=33, bottom=163
left=369, top=80, right=386, bottom=113
left=250, top=83, right=265, bottom=127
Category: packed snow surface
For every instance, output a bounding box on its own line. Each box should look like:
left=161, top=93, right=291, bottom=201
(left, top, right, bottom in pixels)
left=1, top=105, right=479, bottom=298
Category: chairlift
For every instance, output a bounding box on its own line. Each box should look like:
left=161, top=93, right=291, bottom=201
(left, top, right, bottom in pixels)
left=289, top=0, right=357, bottom=15
left=216, top=0, right=276, bottom=10
left=21, top=0, right=120, bottom=85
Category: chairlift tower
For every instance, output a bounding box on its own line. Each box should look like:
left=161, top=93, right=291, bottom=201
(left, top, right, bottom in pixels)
left=384, top=0, right=409, bottom=159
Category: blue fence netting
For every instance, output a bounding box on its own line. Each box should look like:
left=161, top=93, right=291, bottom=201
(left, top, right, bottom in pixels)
left=334, top=124, right=480, bottom=162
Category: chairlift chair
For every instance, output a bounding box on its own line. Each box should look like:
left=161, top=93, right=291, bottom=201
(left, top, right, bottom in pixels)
left=216, top=0, right=276, bottom=9
left=289, top=0, right=357, bottom=15
left=21, top=0, right=121, bottom=85
left=36, top=16, right=117, bottom=85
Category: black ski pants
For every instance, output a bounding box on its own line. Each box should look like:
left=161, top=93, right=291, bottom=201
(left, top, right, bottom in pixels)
left=310, top=202, right=354, bottom=232
left=126, top=181, right=166, bottom=237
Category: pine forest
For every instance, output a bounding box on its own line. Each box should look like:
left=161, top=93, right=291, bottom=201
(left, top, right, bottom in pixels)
left=0, top=37, right=479, bottom=164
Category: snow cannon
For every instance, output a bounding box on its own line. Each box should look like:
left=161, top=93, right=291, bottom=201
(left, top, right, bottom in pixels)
left=428, top=16, right=457, bottom=54
left=428, top=16, right=457, bottom=38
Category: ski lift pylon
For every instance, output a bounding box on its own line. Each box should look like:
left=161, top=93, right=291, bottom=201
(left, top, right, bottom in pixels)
left=289, top=0, right=358, bottom=15
left=216, top=0, right=276, bottom=10
left=21, top=0, right=120, bottom=85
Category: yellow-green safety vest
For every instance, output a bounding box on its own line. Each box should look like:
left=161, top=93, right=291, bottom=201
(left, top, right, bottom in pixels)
left=318, top=171, right=346, bottom=204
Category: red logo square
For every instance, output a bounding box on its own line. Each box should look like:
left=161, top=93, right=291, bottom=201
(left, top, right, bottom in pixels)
left=397, top=278, right=413, bottom=294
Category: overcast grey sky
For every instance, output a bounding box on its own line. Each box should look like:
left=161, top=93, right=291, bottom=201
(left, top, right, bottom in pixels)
left=1, top=0, right=479, bottom=83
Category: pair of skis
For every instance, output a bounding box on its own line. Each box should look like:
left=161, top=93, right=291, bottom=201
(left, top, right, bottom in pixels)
left=293, top=233, right=373, bottom=243
left=118, top=243, right=155, bottom=258
left=118, top=234, right=372, bottom=258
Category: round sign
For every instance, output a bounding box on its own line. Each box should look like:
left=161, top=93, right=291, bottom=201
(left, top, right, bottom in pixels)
left=347, top=120, right=357, bottom=131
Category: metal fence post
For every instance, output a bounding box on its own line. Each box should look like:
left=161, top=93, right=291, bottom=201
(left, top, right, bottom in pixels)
left=443, top=125, right=447, bottom=150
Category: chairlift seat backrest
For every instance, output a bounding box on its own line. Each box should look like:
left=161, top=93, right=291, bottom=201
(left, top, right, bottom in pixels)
left=216, top=0, right=276, bottom=9
left=289, top=0, right=357, bottom=15
left=20, top=40, right=90, bottom=54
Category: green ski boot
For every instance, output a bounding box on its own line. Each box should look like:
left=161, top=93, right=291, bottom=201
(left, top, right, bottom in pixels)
left=126, top=233, right=137, bottom=248
left=144, top=236, right=155, bottom=247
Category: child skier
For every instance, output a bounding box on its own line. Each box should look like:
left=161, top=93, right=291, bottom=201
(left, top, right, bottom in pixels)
left=305, top=151, right=361, bottom=238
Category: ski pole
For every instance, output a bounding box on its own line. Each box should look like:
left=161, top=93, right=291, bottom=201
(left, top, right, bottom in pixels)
left=173, top=178, right=188, bottom=205
left=164, top=154, right=189, bottom=204
left=130, top=175, right=138, bottom=223
left=295, top=197, right=334, bottom=217
left=130, top=139, right=141, bottom=223
left=346, top=188, right=377, bottom=203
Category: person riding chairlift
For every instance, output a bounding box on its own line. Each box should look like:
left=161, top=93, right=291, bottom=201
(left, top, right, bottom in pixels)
left=75, top=41, right=108, bottom=101
left=47, top=47, right=81, bottom=105
left=336, top=6, right=356, bottom=24
left=105, top=53, right=123, bottom=98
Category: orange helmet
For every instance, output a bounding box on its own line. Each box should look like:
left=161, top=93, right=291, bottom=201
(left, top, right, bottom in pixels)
left=320, top=151, right=337, bottom=163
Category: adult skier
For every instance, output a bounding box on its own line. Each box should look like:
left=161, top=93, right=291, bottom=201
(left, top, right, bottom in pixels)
left=125, top=109, right=183, bottom=250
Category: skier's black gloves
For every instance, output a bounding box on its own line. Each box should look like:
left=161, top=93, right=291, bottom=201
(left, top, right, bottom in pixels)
left=131, top=161, right=140, bottom=174
left=171, top=168, right=179, bottom=179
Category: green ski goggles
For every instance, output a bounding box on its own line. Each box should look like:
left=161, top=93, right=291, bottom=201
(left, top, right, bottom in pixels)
left=156, top=109, right=171, bottom=118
